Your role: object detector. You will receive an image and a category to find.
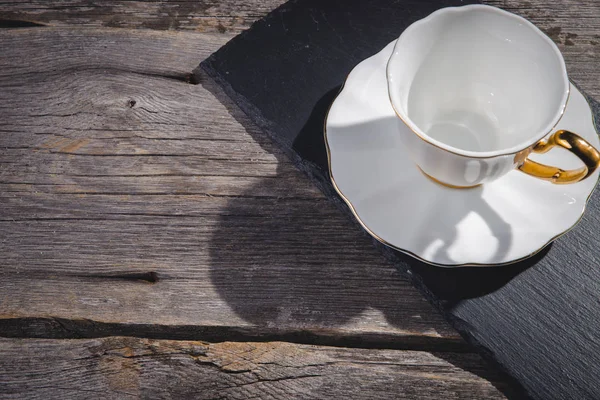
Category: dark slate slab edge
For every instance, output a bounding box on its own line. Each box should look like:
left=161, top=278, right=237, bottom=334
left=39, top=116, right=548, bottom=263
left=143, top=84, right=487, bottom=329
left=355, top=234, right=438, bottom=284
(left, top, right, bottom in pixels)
left=198, top=1, right=600, bottom=399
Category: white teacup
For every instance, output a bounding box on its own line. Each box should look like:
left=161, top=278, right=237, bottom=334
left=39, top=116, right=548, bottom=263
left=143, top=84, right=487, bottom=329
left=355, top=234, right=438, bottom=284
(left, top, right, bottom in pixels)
left=386, top=4, right=600, bottom=188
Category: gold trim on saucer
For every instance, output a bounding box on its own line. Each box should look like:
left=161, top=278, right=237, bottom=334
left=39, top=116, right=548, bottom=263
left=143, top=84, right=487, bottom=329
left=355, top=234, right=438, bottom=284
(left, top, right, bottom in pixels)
left=324, top=67, right=600, bottom=267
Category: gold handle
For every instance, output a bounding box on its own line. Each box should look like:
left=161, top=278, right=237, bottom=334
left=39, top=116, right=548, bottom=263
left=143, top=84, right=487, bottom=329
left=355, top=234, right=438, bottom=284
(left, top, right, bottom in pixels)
left=518, top=130, right=600, bottom=184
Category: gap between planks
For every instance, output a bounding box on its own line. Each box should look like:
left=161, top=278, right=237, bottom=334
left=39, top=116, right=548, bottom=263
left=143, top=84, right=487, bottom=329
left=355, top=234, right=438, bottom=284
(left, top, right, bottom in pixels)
left=0, top=316, right=471, bottom=354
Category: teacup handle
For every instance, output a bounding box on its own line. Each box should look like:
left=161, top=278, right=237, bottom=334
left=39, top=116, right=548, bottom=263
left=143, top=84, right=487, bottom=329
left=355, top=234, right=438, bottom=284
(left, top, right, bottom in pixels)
left=518, top=130, right=600, bottom=184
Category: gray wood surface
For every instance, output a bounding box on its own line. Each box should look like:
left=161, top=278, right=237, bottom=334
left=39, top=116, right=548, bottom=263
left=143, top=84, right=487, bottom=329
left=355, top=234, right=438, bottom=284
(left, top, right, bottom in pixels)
left=1, top=0, right=597, bottom=93
left=0, top=337, right=508, bottom=399
left=0, top=0, right=283, bottom=33
left=0, top=0, right=599, bottom=398
left=0, top=27, right=459, bottom=348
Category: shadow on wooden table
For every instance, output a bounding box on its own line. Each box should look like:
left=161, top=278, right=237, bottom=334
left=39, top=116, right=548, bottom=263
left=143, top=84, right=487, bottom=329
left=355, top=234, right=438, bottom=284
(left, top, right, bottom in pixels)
left=202, top=73, right=533, bottom=399
left=206, top=167, right=531, bottom=399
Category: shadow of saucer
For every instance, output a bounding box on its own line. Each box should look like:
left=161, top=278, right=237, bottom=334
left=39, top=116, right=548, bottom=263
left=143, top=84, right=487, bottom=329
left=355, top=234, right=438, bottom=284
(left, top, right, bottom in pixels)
left=207, top=163, right=531, bottom=399
left=201, top=71, right=536, bottom=399
left=207, top=162, right=452, bottom=330
left=399, top=244, right=552, bottom=305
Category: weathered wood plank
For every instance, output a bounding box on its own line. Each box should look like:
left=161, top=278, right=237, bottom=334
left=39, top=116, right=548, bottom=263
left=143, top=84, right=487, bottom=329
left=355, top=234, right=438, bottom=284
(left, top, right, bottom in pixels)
left=0, top=0, right=284, bottom=33
left=0, top=27, right=460, bottom=347
left=0, top=0, right=598, bottom=92
left=6, top=1, right=593, bottom=109
left=1, top=1, right=595, bottom=395
left=0, top=337, right=511, bottom=399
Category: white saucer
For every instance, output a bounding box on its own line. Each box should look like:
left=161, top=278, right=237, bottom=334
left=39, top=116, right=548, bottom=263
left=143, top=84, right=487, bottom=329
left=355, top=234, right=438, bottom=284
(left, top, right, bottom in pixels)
left=325, top=41, right=600, bottom=267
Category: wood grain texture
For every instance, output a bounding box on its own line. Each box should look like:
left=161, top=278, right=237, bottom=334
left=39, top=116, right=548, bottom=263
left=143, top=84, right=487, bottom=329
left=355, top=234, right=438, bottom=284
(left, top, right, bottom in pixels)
left=0, top=0, right=284, bottom=33
left=1, top=0, right=597, bottom=398
left=0, top=337, right=510, bottom=399
left=0, top=27, right=461, bottom=349
left=0, top=0, right=598, bottom=95
left=0, top=19, right=510, bottom=399
left=3, top=0, right=595, bottom=102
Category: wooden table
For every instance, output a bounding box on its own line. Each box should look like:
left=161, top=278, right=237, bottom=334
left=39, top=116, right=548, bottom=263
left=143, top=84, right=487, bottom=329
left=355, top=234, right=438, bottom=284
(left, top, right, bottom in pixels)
left=1, top=1, right=598, bottom=398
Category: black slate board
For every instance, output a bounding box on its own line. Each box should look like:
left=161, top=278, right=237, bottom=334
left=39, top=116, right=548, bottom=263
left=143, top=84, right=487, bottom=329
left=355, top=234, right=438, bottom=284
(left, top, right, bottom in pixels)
left=199, top=1, right=600, bottom=398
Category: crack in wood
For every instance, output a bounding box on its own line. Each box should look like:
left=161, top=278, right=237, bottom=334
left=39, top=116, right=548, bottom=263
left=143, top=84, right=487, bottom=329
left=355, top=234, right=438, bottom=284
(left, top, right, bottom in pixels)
left=0, top=19, right=46, bottom=28
left=71, top=271, right=160, bottom=284
left=0, top=317, right=471, bottom=353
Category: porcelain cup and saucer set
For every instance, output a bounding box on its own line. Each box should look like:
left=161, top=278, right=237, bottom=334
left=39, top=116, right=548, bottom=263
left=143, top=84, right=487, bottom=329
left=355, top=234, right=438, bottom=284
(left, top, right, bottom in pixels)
left=325, top=5, right=600, bottom=267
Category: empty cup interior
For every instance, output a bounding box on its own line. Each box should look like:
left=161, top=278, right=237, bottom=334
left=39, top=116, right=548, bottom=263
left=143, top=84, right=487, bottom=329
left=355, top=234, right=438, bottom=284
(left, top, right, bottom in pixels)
left=388, top=6, right=569, bottom=154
